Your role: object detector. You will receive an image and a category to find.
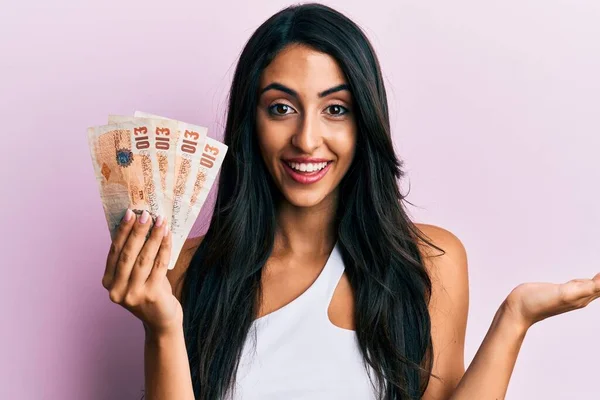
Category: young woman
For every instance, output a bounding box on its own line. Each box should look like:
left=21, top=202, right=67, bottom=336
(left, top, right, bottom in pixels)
left=101, top=3, right=600, bottom=399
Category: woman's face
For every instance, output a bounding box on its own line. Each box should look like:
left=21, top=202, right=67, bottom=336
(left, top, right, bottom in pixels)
left=256, top=43, right=357, bottom=209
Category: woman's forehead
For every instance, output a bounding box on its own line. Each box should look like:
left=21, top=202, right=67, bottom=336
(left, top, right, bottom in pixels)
left=259, top=44, right=348, bottom=97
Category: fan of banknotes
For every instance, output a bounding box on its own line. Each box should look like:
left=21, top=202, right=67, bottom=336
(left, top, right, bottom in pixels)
left=87, top=111, right=228, bottom=270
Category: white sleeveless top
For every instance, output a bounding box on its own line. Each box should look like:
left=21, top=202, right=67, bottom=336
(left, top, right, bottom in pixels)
left=225, top=242, right=379, bottom=400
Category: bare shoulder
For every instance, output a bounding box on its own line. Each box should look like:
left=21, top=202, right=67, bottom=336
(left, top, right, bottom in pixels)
left=167, top=235, right=205, bottom=303
left=414, top=223, right=464, bottom=258
left=413, top=222, right=469, bottom=317
left=414, top=223, right=468, bottom=281
left=414, top=223, right=469, bottom=398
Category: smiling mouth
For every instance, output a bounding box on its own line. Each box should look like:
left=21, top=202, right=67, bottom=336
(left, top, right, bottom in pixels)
left=281, top=160, right=333, bottom=184
left=283, top=160, right=332, bottom=173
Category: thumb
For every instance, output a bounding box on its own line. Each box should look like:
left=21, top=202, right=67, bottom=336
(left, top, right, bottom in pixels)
left=593, top=272, right=600, bottom=289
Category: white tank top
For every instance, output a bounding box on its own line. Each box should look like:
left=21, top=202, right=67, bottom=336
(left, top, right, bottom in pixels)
left=226, top=241, right=379, bottom=400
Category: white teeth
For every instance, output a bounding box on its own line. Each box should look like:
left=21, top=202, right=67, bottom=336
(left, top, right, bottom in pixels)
left=287, top=162, right=329, bottom=172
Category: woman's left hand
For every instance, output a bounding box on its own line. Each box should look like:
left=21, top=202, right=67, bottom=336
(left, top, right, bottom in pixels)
left=503, top=272, right=600, bottom=330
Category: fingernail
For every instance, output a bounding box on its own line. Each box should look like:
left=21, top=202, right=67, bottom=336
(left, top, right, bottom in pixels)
left=155, top=215, right=164, bottom=227
left=139, top=210, right=149, bottom=224
left=163, top=222, right=170, bottom=237
left=123, top=209, right=133, bottom=222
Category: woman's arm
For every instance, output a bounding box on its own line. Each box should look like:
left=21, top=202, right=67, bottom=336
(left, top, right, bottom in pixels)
left=144, top=325, right=195, bottom=400
left=418, top=224, right=599, bottom=400
left=447, top=303, right=526, bottom=399
left=417, top=224, right=469, bottom=399
left=143, top=236, right=203, bottom=400
left=417, top=224, right=525, bottom=399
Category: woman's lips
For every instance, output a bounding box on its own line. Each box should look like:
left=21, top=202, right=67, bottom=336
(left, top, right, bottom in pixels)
left=282, top=161, right=333, bottom=184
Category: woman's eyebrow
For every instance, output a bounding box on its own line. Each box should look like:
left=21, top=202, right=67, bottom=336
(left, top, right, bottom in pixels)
left=318, top=83, right=350, bottom=98
left=259, top=82, right=350, bottom=98
left=260, top=82, right=298, bottom=98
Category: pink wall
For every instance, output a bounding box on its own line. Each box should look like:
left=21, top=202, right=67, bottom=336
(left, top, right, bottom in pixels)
left=2, top=0, right=598, bottom=398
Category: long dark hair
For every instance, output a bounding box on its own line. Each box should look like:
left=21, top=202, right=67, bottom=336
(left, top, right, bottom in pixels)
left=181, top=3, right=442, bottom=399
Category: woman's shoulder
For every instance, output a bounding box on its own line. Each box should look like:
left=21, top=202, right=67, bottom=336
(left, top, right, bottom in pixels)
left=412, top=224, right=470, bottom=394
left=167, top=235, right=205, bottom=302
left=413, top=223, right=466, bottom=261
left=413, top=222, right=469, bottom=298
left=167, top=226, right=468, bottom=302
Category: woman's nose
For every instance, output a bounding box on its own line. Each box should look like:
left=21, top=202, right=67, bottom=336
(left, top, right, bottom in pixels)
left=291, top=114, right=324, bottom=154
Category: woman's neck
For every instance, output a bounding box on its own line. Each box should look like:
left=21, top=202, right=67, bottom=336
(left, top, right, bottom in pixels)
left=273, top=194, right=338, bottom=257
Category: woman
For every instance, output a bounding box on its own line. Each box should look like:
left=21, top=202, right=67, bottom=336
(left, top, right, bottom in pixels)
left=101, top=3, right=600, bottom=399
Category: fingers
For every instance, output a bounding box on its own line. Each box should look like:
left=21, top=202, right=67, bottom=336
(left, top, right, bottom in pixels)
left=109, top=210, right=153, bottom=303
left=146, top=228, right=173, bottom=289
left=560, top=276, right=600, bottom=307
left=128, top=215, right=169, bottom=292
left=102, top=209, right=136, bottom=290
left=593, top=272, right=600, bottom=297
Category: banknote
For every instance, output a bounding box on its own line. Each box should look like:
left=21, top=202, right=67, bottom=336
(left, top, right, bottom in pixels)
left=181, top=138, right=228, bottom=227
left=88, top=112, right=224, bottom=270
left=133, top=112, right=208, bottom=237
left=133, top=112, right=226, bottom=270
left=108, top=115, right=180, bottom=222
left=87, top=122, right=164, bottom=240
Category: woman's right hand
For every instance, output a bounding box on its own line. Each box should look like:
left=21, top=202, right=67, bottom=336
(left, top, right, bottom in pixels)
left=102, top=209, right=183, bottom=336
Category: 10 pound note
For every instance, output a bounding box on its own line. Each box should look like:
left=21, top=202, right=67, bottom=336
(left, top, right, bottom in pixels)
left=87, top=121, right=164, bottom=240
left=88, top=112, right=226, bottom=270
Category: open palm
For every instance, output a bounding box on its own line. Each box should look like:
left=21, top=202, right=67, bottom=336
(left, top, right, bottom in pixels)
left=505, top=272, right=600, bottom=329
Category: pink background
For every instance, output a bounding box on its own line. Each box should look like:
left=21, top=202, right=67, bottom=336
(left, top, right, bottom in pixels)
left=1, top=0, right=598, bottom=398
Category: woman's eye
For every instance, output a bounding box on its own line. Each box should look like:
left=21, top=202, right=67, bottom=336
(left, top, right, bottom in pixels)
left=326, top=104, right=349, bottom=116
left=269, top=104, right=295, bottom=116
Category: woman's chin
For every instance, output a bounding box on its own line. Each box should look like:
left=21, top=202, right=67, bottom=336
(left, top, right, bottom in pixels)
left=280, top=189, right=330, bottom=209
